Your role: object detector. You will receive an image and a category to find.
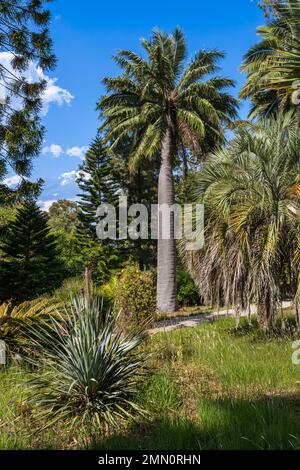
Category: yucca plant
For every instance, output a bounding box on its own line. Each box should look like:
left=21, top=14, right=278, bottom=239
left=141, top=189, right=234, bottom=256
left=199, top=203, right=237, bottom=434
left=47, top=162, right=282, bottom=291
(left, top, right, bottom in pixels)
left=26, top=295, right=148, bottom=432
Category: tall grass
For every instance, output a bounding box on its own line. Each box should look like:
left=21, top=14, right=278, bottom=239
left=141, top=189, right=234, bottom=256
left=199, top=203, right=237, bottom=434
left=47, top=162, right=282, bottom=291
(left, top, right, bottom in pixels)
left=1, top=317, right=300, bottom=449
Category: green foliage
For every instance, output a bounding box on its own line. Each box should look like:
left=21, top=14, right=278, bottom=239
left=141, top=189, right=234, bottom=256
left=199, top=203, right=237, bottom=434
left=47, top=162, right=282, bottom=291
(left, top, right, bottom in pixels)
left=98, top=28, right=238, bottom=311
left=0, top=205, right=18, bottom=248
left=0, top=0, right=55, bottom=202
left=0, top=298, right=62, bottom=359
left=0, top=202, right=64, bottom=303
left=53, top=277, right=85, bottom=301
left=46, top=197, right=118, bottom=284
left=176, top=266, right=201, bottom=307
left=184, top=114, right=300, bottom=331
left=48, top=199, right=81, bottom=232
left=54, top=229, right=119, bottom=285
left=2, top=318, right=300, bottom=448
left=99, top=28, right=238, bottom=171
left=115, top=264, right=156, bottom=324
left=241, top=0, right=300, bottom=119
left=77, top=138, right=158, bottom=269
left=76, top=139, right=120, bottom=236
left=26, top=295, right=148, bottom=431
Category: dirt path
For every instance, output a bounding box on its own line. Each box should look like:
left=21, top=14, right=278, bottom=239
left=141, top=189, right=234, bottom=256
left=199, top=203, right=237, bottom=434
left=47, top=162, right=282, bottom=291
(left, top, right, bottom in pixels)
left=150, top=301, right=292, bottom=334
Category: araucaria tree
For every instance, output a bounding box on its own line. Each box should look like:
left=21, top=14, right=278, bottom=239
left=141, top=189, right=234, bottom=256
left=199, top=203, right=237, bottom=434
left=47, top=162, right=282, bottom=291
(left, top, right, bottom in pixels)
left=0, top=0, right=55, bottom=203
left=99, top=28, right=237, bottom=312
left=76, top=139, right=120, bottom=237
left=0, top=202, right=63, bottom=303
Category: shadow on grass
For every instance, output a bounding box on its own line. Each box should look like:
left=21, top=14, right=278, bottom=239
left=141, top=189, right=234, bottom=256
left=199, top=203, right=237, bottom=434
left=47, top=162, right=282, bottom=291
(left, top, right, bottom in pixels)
left=228, top=316, right=299, bottom=342
left=91, top=394, right=300, bottom=450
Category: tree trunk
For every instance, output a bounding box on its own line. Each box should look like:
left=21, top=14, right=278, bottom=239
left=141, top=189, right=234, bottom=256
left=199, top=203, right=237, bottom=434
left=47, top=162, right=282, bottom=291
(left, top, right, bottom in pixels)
left=156, top=123, right=177, bottom=313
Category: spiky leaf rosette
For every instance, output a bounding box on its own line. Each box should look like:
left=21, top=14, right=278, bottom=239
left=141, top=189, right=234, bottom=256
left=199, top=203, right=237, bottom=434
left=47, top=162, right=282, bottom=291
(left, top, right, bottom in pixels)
left=26, top=295, right=148, bottom=431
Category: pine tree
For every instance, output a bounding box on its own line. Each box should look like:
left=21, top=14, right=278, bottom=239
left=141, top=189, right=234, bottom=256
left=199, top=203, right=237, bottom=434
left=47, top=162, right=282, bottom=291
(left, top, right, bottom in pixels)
left=0, top=0, right=56, bottom=203
left=0, top=202, right=64, bottom=302
left=76, top=139, right=121, bottom=237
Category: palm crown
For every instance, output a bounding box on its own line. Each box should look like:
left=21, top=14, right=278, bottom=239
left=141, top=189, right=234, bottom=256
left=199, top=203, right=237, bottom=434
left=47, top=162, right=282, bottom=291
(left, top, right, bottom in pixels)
left=240, top=0, right=300, bottom=119
left=99, top=28, right=237, bottom=169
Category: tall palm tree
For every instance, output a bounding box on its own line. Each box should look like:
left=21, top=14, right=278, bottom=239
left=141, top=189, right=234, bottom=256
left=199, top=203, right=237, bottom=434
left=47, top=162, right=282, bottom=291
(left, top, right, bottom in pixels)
left=99, top=28, right=237, bottom=312
left=240, top=0, right=300, bottom=119
left=183, top=114, right=300, bottom=331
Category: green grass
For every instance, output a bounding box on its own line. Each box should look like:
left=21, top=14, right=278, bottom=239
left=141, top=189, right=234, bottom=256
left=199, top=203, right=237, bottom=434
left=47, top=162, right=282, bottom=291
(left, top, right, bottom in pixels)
left=1, top=317, right=300, bottom=449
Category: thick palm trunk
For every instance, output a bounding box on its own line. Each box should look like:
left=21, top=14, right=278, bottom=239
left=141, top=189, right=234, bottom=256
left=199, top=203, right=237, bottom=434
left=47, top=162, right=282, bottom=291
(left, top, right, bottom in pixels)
left=156, top=124, right=177, bottom=312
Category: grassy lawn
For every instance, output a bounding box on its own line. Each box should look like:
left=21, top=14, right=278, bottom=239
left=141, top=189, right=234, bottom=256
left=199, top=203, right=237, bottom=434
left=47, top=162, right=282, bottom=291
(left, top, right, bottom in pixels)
left=1, top=317, right=300, bottom=450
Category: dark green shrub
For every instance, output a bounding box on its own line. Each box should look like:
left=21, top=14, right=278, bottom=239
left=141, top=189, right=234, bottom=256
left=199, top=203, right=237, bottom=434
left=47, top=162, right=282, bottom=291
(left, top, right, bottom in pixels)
left=115, top=264, right=156, bottom=326
left=177, top=266, right=201, bottom=307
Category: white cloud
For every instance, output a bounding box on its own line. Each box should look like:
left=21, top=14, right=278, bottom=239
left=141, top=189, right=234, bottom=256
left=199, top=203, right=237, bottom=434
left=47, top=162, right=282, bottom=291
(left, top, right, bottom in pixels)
left=38, top=200, right=57, bottom=212
left=41, top=76, right=73, bottom=115
left=41, top=144, right=88, bottom=160
left=3, top=174, right=22, bottom=187
left=78, top=170, right=91, bottom=181
left=59, top=170, right=79, bottom=186
left=42, top=144, right=64, bottom=158
left=66, top=146, right=89, bottom=160
left=0, top=51, right=74, bottom=116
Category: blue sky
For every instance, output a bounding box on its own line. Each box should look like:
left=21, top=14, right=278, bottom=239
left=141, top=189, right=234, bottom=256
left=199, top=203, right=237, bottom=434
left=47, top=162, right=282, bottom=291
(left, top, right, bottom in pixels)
left=20, top=0, right=265, bottom=210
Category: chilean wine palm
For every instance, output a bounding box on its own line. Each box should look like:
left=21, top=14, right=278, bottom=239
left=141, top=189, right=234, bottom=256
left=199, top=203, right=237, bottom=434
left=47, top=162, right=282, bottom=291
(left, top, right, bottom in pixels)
left=184, top=114, right=300, bottom=331
left=99, top=28, right=237, bottom=312
left=240, top=0, right=300, bottom=119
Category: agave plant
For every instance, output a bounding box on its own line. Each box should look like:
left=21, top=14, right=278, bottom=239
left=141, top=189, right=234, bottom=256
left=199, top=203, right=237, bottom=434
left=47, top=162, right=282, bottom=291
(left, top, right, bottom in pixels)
left=26, top=295, right=148, bottom=431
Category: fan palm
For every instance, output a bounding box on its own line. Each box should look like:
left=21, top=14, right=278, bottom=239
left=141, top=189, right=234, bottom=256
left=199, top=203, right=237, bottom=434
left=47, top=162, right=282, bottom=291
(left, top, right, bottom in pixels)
left=99, top=28, right=237, bottom=312
left=183, top=114, right=300, bottom=331
left=240, top=0, right=300, bottom=119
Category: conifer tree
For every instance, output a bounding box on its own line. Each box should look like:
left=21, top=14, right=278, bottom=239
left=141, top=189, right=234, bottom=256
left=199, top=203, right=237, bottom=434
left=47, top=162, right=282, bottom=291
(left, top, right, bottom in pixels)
left=0, top=201, right=64, bottom=302
left=0, top=0, right=56, bottom=203
left=76, top=139, right=121, bottom=237
left=77, top=138, right=158, bottom=269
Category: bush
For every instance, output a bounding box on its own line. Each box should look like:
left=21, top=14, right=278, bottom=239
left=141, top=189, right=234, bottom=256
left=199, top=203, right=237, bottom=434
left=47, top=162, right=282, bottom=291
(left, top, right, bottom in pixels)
left=26, top=295, right=148, bottom=432
left=53, top=277, right=85, bottom=300
left=115, top=264, right=156, bottom=327
left=177, top=266, right=201, bottom=307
